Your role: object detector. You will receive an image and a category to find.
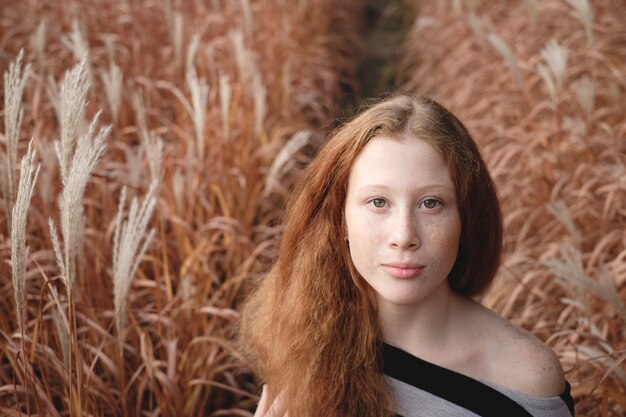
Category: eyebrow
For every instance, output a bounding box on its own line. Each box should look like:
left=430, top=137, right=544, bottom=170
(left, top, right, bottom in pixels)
left=355, top=184, right=455, bottom=193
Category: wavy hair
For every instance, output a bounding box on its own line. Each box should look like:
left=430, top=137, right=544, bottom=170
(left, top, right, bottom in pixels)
left=240, top=95, right=503, bottom=417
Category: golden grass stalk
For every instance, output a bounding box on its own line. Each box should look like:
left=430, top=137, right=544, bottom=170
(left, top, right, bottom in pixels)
left=219, top=72, right=232, bottom=140
left=131, top=91, right=163, bottom=183
left=29, top=19, right=47, bottom=71
left=62, top=19, right=92, bottom=79
left=186, top=67, right=208, bottom=162
left=538, top=39, right=569, bottom=104
left=252, top=72, right=266, bottom=137
left=240, top=0, right=253, bottom=34
left=566, top=0, right=594, bottom=47
left=51, top=111, right=110, bottom=292
left=524, top=0, right=538, bottom=27
left=112, top=180, right=158, bottom=346
left=49, top=286, right=70, bottom=367
left=57, top=56, right=90, bottom=180
left=11, top=140, right=40, bottom=331
left=174, top=12, right=184, bottom=69
left=264, top=129, right=313, bottom=196
left=545, top=243, right=626, bottom=324
left=2, top=49, right=30, bottom=232
left=487, top=33, right=523, bottom=87
left=535, top=40, right=568, bottom=108
left=101, top=62, right=123, bottom=127
left=231, top=30, right=254, bottom=86
left=541, top=40, right=569, bottom=90
left=575, top=75, right=595, bottom=121
left=186, top=33, right=201, bottom=74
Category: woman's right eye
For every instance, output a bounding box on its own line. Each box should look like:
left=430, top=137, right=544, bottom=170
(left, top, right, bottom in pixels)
left=370, top=198, right=387, bottom=208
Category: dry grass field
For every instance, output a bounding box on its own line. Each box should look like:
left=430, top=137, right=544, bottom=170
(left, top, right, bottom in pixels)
left=1, top=0, right=624, bottom=415
left=398, top=0, right=625, bottom=415
left=0, top=0, right=361, bottom=415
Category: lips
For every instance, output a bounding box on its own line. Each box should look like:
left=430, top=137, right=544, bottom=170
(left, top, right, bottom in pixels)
left=381, top=262, right=425, bottom=279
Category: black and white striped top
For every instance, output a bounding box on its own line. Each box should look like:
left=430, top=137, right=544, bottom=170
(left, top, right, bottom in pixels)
left=383, top=343, right=575, bottom=417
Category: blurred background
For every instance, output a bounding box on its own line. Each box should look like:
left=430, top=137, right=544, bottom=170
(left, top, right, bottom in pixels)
left=0, top=0, right=624, bottom=415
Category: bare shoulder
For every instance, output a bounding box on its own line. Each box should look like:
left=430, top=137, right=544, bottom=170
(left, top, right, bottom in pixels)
left=462, top=300, right=566, bottom=397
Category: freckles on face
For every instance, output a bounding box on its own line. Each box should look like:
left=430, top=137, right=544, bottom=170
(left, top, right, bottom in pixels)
left=343, top=135, right=462, bottom=307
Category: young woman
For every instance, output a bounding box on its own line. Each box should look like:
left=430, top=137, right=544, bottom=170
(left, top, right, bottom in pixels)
left=240, top=95, right=575, bottom=417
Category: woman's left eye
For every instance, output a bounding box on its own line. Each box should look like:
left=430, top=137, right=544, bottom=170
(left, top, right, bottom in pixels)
left=370, top=198, right=387, bottom=208
left=420, top=198, right=441, bottom=209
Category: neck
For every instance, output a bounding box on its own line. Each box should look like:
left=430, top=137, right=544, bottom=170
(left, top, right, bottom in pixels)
left=378, top=283, right=460, bottom=358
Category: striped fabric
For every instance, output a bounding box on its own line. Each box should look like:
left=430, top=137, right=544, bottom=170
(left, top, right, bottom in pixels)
left=383, top=343, right=575, bottom=417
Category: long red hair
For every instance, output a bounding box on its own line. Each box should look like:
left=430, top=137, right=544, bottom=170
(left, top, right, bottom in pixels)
left=240, top=95, right=502, bottom=416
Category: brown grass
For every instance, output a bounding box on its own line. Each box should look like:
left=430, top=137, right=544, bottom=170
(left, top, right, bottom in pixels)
left=0, top=0, right=362, bottom=415
left=4, top=0, right=623, bottom=415
left=399, top=0, right=626, bottom=415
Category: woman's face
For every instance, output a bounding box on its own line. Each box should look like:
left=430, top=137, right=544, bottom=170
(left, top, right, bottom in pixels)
left=344, top=135, right=461, bottom=309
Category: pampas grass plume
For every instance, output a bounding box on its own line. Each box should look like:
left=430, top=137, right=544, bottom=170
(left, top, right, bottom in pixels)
left=51, top=112, right=110, bottom=291
left=11, top=141, right=40, bottom=331
left=58, top=56, right=91, bottom=180
left=3, top=49, right=30, bottom=230
left=112, top=180, right=158, bottom=345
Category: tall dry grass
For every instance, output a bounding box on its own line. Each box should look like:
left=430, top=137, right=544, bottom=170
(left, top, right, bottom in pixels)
left=0, top=0, right=362, bottom=415
left=399, top=0, right=625, bottom=415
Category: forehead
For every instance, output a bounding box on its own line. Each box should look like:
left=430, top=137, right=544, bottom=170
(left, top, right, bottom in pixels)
left=347, top=135, right=454, bottom=191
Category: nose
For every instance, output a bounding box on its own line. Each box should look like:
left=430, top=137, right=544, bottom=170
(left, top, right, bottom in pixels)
left=389, top=209, right=420, bottom=251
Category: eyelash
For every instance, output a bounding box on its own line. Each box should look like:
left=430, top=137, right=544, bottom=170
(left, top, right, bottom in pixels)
left=366, top=197, right=388, bottom=208
left=420, top=198, right=442, bottom=209
left=366, top=197, right=443, bottom=210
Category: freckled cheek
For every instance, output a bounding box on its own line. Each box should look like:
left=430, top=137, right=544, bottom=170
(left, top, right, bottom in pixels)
left=423, top=217, right=461, bottom=252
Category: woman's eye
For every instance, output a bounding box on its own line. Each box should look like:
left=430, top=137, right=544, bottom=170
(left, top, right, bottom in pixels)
left=421, top=198, right=441, bottom=209
left=370, top=198, right=386, bottom=208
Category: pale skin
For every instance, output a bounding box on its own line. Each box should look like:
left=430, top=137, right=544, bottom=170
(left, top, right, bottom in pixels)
left=254, top=134, right=565, bottom=415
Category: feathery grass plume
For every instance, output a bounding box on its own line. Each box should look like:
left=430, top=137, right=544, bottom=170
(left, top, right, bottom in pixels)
left=45, top=75, right=61, bottom=124
left=49, top=286, right=70, bottom=366
left=537, top=40, right=568, bottom=105
left=131, top=92, right=163, bottom=183
left=545, top=242, right=626, bottom=324
left=239, top=0, right=253, bottom=34
left=219, top=72, right=232, bottom=141
left=11, top=141, right=40, bottom=331
left=537, top=63, right=557, bottom=104
left=186, top=33, right=201, bottom=74
left=264, top=130, right=312, bottom=196
left=547, top=200, right=582, bottom=244
left=541, top=40, right=568, bottom=89
left=101, top=62, right=123, bottom=126
left=174, top=12, right=184, bottom=68
left=252, top=72, right=266, bottom=137
left=466, top=13, right=493, bottom=49
left=186, top=67, right=209, bottom=162
left=523, top=0, right=538, bottom=28
left=230, top=30, right=255, bottom=86
left=3, top=49, right=31, bottom=232
left=50, top=112, right=110, bottom=292
left=112, top=180, right=158, bottom=345
left=575, top=75, right=595, bottom=120
left=57, top=56, right=91, bottom=180
left=487, top=33, right=523, bottom=87
left=566, top=0, right=594, bottom=47
left=62, top=19, right=92, bottom=79
left=542, top=39, right=568, bottom=91
left=30, top=20, right=47, bottom=71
